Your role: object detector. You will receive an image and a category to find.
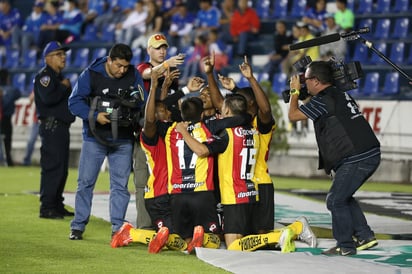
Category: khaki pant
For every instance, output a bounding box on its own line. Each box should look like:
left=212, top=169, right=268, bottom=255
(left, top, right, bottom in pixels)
left=133, top=140, right=152, bottom=229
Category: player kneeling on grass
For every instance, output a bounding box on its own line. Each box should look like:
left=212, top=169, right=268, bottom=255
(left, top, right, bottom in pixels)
left=111, top=222, right=221, bottom=254
left=227, top=216, right=317, bottom=253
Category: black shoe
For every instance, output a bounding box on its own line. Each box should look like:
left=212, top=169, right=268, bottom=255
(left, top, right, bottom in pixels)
left=322, top=246, right=356, bottom=256
left=356, top=237, right=378, bottom=251
left=59, top=208, right=75, bottom=217
left=39, top=210, right=64, bottom=219
left=69, top=229, right=83, bottom=240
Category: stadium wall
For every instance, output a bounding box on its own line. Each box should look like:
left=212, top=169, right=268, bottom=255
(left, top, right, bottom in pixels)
left=9, top=98, right=412, bottom=184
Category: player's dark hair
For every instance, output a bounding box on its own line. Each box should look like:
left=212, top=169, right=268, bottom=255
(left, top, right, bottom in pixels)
left=181, top=97, right=204, bottom=122
left=224, top=94, right=247, bottom=115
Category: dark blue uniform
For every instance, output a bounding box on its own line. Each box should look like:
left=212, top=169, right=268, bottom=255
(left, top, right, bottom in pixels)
left=34, top=65, right=75, bottom=218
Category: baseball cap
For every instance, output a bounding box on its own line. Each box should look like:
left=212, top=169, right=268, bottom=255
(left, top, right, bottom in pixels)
left=147, top=34, right=169, bottom=49
left=43, top=41, right=70, bottom=58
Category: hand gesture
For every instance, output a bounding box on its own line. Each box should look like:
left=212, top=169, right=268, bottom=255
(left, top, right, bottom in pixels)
left=218, top=74, right=236, bottom=91
left=202, top=52, right=215, bottom=74
left=187, top=76, right=205, bottom=92
left=162, top=68, right=180, bottom=89
left=239, top=56, right=253, bottom=79
left=150, top=67, right=162, bottom=87
left=166, top=53, right=185, bottom=67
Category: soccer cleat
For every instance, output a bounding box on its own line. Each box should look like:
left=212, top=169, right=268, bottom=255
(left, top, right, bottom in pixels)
left=322, top=246, right=356, bottom=256
left=356, top=237, right=378, bottom=251
left=278, top=228, right=296, bottom=253
left=203, top=233, right=221, bottom=249
left=187, top=225, right=204, bottom=254
left=69, top=229, right=83, bottom=240
left=296, top=216, right=317, bottom=248
left=148, top=227, right=169, bottom=254
left=111, top=222, right=133, bottom=248
left=166, top=234, right=188, bottom=251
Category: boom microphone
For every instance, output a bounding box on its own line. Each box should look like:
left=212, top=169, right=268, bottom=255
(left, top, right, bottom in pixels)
left=340, top=27, right=370, bottom=39
left=289, top=33, right=341, bottom=51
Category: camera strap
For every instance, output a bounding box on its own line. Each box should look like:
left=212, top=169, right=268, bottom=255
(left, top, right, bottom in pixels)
left=88, top=96, right=117, bottom=147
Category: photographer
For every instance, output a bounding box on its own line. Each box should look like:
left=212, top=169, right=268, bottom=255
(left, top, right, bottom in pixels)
left=288, top=60, right=380, bottom=256
left=68, top=44, right=145, bottom=241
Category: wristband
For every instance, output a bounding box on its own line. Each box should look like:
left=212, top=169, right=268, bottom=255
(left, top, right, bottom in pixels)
left=181, top=86, right=190, bottom=95
left=163, top=61, right=169, bottom=69
left=290, top=89, right=300, bottom=96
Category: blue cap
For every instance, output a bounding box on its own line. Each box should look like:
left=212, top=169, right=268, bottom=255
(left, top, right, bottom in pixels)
left=43, top=41, right=69, bottom=58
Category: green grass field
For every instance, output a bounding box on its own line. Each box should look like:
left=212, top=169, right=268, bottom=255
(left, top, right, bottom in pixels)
left=1, top=166, right=411, bottom=273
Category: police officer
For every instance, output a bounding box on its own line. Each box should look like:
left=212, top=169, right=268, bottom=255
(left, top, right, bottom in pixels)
left=68, top=43, right=146, bottom=241
left=34, top=41, right=75, bottom=219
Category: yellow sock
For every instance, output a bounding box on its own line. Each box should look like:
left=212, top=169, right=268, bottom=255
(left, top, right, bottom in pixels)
left=287, top=221, right=303, bottom=239
left=227, top=230, right=282, bottom=251
left=203, top=233, right=221, bottom=249
left=130, top=228, right=157, bottom=245
left=166, top=234, right=187, bottom=251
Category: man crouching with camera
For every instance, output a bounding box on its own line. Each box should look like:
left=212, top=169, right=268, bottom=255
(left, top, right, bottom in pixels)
left=288, top=60, right=381, bottom=256
left=68, top=44, right=145, bottom=241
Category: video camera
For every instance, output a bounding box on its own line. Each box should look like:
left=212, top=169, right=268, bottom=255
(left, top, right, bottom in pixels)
left=282, top=56, right=364, bottom=103
left=96, top=85, right=145, bottom=127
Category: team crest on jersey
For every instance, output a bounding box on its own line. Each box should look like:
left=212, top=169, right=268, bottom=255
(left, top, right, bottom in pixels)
left=39, top=76, right=51, bottom=87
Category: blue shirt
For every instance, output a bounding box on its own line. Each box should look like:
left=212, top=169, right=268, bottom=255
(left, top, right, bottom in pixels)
left=195, top=6, right=221, bottom=28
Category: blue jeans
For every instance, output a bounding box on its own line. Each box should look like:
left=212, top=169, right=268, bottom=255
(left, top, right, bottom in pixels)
left=70, top=140, right=132, bottom=233
left=326, top=154, right=381, bottom=249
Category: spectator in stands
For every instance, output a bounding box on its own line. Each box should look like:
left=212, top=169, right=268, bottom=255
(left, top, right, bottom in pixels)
left=334, top=0, right=354, bottom=31
left=19, top=1, right=49, bottom=60
left=319, top=13, right=347, bottom=61
left=0, top=0, right=23, bottom=49
left=180, top=33, right=209, bottom=84
left=81, top=0, right=108, bottom=34
left=0, top=68, right=21, bottom=166
left=154, top=0, right=179, bottom=33
left=23, top=91, right=39, bottom=166
left=194, top=0, right=221, bottom=40
left=37, top=1, right=63, bottom=53
left=114, top=1, right=147, bottom=45
left=218, top=0, right=235, bottom=44
left=167, top=2, right=195, bottom=50
left=263, top=20, right=294, bottom=81
left=229, top=0, right=260, bottom=57
left=131, top=0, right=164, bottom=50
left=302, top=0, right=328, bottom=36
left=38, top=0, right=83, bottom=48
left=282, top=22, right=319, bottom=77
left=93, top=0, right=135, bottom=39
left=207, top=29, right=229, bottom=74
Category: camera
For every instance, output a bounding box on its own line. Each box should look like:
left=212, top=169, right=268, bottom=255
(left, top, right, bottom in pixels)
left=282, top=56, right=364, bottom=103
left=97, top=85, right=144, bottom=127
left=282, top=56, right=312, bottom=103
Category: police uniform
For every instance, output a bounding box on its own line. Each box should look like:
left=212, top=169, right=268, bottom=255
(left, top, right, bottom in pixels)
left=34, top=50, right=75, bottom=219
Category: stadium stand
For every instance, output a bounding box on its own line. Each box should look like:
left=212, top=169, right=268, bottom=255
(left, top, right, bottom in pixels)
left=362, top=72, right=380, bottom=96
left=374, top=0, right=392, bottom=13
left=2, top=0, right=411, bottom=99
left=382, top=72, right=400, bottom=96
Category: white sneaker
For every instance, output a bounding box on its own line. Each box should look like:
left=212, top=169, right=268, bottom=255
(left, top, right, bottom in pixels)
left=296, top=216, right=317, bottom=248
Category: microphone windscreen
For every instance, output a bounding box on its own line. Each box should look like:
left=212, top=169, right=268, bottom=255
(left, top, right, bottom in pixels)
left=289, top=33, right=341, bottom=51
